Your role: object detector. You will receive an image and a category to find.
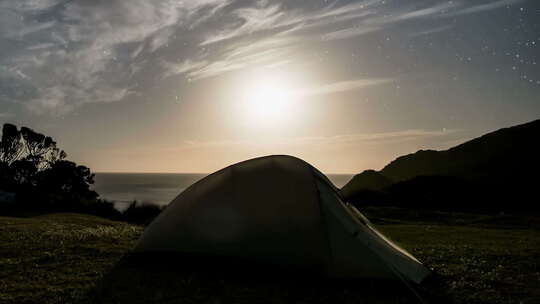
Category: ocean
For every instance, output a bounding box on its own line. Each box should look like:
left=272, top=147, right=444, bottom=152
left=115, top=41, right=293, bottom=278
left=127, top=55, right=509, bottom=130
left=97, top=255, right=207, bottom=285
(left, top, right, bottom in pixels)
left=93, top=173, right=353, bottom=210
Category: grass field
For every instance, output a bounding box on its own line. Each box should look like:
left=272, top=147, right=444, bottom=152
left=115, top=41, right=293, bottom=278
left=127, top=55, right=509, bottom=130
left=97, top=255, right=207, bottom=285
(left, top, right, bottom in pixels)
left=0, top=211, right=539, bottom=304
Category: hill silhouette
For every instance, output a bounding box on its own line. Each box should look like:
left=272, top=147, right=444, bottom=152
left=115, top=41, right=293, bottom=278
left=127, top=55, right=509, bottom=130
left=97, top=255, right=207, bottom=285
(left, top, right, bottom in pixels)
left=342, top=119, right=540, bottom=213
left=341, top=170, right=392, bottom=197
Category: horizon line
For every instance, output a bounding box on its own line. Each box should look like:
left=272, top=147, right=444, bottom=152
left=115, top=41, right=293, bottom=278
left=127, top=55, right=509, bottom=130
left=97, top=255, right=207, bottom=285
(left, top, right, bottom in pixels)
left=94, top=171, right=357, bottom=175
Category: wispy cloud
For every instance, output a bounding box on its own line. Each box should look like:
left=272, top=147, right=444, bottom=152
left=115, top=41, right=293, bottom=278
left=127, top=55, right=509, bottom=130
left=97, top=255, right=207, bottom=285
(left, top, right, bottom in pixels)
left=26, top=43, right=57, bottom=51
left=198, top=0, right=517, bottom=47
left=161, top=59, right=209, bottom=78
left=200, top=0, right=381, bottom=46
left=409, top=25, right=454, bottom=37
left=163, top=35, right=298, bottom=80
left=6, top=21, right=57, bottom=39
left=177, top=0, right=523, bottom=80
left=201, top=3, right=286, bottom=45
left=182, top=128, right=460, bottom=149
left=187, top=47, right=291, bottom=79
left=365, top=2, right=458, bottom=26
left=292, top=78, right=394, bottom=97
left=319, top=1, right=456, bottom=41
left=0, top=0, right=63, bottom=11
left=0, top=0, right=229, bottom=114
left=448, top=0, right=526, bottom=16
left=321, top=26, right=381, bottom=41
left=0, top=0, right=527, bottom=114
left=25, top=85, right=132, bottom=115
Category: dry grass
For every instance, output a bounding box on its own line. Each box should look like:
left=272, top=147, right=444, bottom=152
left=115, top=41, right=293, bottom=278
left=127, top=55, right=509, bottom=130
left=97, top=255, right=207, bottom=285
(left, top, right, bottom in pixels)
left=0, top=211, right=539, bottom=304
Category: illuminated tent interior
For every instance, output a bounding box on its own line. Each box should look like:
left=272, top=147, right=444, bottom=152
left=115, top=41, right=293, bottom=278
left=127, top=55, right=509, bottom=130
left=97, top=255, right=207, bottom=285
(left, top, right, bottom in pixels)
left=135, top=155, right=431, bottom=284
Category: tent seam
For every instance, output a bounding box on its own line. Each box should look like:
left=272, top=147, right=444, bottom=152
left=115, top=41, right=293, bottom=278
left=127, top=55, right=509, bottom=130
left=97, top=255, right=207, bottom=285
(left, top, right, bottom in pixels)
left=309, top=167, right=335, bottom=274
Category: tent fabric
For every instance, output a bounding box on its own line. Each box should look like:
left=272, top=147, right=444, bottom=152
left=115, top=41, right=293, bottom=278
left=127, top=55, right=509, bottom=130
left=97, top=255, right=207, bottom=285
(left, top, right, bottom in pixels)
left=135, top=155, right=431, bottom=284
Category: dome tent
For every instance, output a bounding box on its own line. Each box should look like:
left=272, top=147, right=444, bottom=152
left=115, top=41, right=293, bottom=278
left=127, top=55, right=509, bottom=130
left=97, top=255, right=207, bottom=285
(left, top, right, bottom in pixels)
left=135, top=155, right=431, bottom=284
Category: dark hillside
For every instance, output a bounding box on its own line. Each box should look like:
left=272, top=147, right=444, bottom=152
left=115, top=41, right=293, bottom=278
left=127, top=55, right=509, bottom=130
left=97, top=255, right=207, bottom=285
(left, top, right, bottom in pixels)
left=381, top=119, right=540, bottom=182
left=341, top=170, right=393, bottom=197
left=342, top=119, right=540, bottom=213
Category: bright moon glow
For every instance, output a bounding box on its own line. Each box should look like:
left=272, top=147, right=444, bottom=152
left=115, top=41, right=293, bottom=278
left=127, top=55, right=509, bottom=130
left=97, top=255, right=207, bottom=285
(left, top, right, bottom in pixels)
left=240, top=75, right=296, bottom=126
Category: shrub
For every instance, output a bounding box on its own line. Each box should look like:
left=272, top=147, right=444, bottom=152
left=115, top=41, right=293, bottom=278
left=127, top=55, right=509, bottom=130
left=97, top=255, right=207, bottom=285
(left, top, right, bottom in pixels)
left=122, top=201, right=165, bottom=225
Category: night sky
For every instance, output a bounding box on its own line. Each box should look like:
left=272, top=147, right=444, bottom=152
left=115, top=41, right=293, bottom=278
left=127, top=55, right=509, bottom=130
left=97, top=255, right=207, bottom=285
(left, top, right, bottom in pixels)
left=1, top=0, right=539, bottom=173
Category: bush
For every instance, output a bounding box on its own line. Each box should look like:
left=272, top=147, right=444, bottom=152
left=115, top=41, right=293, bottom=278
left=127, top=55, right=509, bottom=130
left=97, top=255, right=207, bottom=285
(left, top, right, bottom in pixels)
left=122, top=201, right=165, bottom=225
left=76, top=199, right=123, bottom=219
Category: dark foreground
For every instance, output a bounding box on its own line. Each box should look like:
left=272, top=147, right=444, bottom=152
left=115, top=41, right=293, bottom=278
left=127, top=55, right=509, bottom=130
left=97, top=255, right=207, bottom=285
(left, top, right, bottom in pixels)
left=0, top=210, right=539, bottom=304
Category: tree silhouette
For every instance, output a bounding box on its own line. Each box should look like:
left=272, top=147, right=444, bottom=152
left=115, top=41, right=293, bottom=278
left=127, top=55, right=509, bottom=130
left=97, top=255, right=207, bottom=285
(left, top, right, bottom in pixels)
left=0, top=123, right=96, bottom=204
left=1, top=124, right=24, bottom=165
left=35, top=160, right=97, bottom=201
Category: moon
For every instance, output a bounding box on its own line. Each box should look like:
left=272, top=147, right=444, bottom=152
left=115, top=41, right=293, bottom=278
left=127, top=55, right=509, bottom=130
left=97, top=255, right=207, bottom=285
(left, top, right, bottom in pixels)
left=240, top=75, right=295, bottom=126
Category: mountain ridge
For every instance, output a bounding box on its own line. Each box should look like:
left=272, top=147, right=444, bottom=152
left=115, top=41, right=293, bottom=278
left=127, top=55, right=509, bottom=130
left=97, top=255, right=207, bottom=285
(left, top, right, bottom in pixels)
left=341, top=119, right=540, bottom=213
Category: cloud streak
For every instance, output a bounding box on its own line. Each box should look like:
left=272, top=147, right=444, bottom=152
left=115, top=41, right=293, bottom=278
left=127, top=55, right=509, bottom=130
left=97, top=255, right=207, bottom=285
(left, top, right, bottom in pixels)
left=166, top=0, right=524, bottom=80
left=182, top=128, right=460, bottom=149
left=0, top=0, right=228, bottom=114
left=448, top=0, right=526, bottom=16
left=292, top=78, right=394, bottom=97
left=0, top=0, right=527, bottom=114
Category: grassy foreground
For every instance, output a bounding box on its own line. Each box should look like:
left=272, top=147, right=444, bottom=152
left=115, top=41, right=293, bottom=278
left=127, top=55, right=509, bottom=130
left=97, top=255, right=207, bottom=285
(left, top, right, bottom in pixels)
left=0, top=211, right=539, bottom=304
left=0, top=214, right=141, bottom=304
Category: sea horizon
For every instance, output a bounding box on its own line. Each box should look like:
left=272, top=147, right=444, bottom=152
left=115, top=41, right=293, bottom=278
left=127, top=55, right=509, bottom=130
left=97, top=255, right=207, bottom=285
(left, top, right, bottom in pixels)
left=93, top=172, right=354, bottom=210
left=94, top=171, right=358, bottom=175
